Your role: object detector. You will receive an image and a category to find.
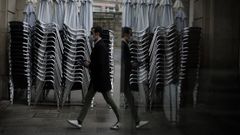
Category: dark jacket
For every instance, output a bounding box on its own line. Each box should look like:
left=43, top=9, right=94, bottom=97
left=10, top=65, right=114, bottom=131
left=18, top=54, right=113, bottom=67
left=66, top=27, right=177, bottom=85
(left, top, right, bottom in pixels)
left=120, top=40, right=138, bottom=92
left=89, top=39, right=111, bottom=92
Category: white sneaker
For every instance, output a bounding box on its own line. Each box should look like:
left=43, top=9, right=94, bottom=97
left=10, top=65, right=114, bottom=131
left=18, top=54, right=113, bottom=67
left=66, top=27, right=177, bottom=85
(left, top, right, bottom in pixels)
left=136, top=121, right=149, bottom=129
left=67, top=120, right=82, bottom=129
left=110, top=122, right=120, bottom=130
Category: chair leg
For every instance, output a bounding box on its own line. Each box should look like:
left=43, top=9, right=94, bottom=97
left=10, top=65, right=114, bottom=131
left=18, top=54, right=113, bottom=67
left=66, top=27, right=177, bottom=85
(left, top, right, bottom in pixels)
left=9, top=78, right=14, bottom=104
left=62, top=80, right=73, bottom=107
left=81, top=88, right=85, bottom=103
left=67, top=93, right=71, bottom=103
left=34, top=80, right=45, bottom=105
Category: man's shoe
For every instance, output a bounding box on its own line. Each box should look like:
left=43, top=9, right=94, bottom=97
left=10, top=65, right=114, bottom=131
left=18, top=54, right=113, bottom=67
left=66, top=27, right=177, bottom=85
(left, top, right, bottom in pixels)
left=136, top=121, right=149, bottom=129
left=110, top=122, right=120, bottom=130
left=67, top=120, right=82, bottom=129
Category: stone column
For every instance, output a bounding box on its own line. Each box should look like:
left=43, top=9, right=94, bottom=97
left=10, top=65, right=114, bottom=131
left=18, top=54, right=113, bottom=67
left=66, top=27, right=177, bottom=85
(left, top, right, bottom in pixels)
left=189, top=0, right=194, bottom=27
left=0, top=0, right=17, bottom=100
left=0, top=0, right=8, bottom=100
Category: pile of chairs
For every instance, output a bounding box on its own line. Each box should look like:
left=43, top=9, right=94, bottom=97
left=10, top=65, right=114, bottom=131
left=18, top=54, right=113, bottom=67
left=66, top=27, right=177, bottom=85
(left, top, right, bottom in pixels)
left=102, top=30, right=115, bottom=91
left=179, top=27, right=201, bottom=106
left=181, top=27, right=201, bottom=74
left=81, top=35, right=92, bottom=104
left=148, top=25, right=201, bottom=123
left=32, top=20, right=63, bottom=108
left=61, top=24, right=87, bottom=107
left=148, top=25, right=181, bottom=109
left=9, top=21, right=32, bottom=105
left=129, top=29, right=150, bottom=90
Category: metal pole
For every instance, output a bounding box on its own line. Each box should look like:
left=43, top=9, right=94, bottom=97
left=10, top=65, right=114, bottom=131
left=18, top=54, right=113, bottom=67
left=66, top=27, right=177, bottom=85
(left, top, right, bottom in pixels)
left=189, top=0, right=194, bottom=27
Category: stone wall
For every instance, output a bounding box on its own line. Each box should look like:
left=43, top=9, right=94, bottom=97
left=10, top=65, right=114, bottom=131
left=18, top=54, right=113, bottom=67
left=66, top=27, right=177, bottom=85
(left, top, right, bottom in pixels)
left=0, top=0, right=15, bottom=100
left=0, top=0, right=8, bottom=100
left=192, top=0, right=240, bottom=109
left=0, top=0, right=26, bottom=100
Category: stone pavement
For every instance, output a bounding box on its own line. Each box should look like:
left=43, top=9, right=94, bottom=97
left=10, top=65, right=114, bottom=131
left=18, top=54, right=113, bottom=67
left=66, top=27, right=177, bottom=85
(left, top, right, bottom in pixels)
left=0, top=102, right=182, bottom=135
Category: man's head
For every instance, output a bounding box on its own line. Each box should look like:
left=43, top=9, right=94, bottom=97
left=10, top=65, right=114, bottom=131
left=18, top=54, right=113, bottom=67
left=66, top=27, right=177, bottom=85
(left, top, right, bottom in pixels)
left=91, top=26, right=103, bottom=42
left=122, top=27, right=132, bottom=42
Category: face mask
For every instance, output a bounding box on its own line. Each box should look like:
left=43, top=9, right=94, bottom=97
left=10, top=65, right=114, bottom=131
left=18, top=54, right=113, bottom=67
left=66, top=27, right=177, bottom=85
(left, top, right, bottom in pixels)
left=89, top=35, right=93, bottom=41
left=93, top=36, right=98, bottom=42
left=129, top=36, right=134, bottom=43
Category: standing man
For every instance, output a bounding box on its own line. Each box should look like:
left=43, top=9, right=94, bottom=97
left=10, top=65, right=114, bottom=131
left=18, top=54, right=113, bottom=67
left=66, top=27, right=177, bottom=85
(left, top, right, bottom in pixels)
left=67, top=26, right=120, bottom=130
left=121, top=27, right=149, bottom=129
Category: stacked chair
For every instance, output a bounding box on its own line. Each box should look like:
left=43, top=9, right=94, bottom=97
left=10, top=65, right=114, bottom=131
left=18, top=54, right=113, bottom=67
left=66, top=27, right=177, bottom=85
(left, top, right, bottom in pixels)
left=9, top=21, right=32, bottom=105
left=181, top=27, right=201, bottom=73
left=148, top=25, right=201, bottom=123
left=129, top=29, right=150, bottom=90
left=8, top=0, right=94, bottom=108
left=102, top=30, right=115, bottom=93
left=61, top=24, right=87, bottom=107
left=148, top=25, right=181, bottom=110
left=180, top=27, right=201, bottom=106
left=32, top=20, right=63, bottom=109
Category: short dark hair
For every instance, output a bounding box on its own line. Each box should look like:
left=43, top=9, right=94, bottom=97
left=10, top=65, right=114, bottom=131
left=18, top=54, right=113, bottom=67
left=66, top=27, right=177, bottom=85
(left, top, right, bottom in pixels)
left=122, top=27, right=132, bottom=37
left=92, top=26, right=103, bottom=37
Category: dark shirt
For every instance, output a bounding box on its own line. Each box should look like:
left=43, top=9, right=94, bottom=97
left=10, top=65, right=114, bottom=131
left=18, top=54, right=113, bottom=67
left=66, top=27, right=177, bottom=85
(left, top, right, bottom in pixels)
left=121, top=40, right=139, bottom=91
left=89, top=39, right=111, bottom=92
left=121, top=40, right=131, bottom=77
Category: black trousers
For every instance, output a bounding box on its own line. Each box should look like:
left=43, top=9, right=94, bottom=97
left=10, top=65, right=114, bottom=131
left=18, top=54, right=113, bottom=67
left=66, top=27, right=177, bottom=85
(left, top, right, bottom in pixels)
left=77, top=81, right=120, bottom=123
left=123, top=85, right=140, bottom=123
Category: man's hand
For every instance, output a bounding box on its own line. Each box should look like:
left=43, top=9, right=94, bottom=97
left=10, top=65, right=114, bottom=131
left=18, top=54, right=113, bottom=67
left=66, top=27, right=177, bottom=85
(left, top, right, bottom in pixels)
left=131, top=60, right=140, bottom=68
left=83, top=60, right=91, bottom=68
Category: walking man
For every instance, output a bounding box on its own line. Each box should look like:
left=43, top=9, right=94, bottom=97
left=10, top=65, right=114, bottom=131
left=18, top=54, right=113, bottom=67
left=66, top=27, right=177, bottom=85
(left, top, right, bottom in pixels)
left=121, top=27, right=149, bottom=129
left=67, top=26, right=120, bottom=130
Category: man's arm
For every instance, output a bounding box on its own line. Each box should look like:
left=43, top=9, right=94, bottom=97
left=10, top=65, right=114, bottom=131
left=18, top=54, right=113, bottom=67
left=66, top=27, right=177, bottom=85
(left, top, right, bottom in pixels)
left=83, top=60, right=91, bottom=68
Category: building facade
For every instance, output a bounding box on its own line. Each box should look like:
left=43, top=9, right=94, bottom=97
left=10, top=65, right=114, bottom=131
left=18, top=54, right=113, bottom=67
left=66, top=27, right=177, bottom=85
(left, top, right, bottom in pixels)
left=93, top=0, right=121, bottom=12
